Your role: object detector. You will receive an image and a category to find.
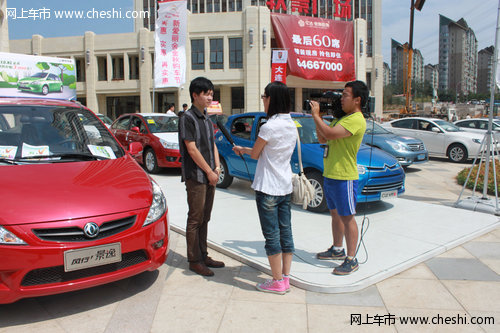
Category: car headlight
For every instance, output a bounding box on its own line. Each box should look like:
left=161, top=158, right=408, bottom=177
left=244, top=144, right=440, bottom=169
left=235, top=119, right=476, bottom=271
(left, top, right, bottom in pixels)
left=160, top=139, right=179, bottom=150
left=388, top=141, right=409, bottom=152
left=0, top=226, right=27, bottom=245
left=472, top=138, right=482, bottom=144
left=357, top=165, right=366, bottom=175
left=144, top=181, right=167, bottom=227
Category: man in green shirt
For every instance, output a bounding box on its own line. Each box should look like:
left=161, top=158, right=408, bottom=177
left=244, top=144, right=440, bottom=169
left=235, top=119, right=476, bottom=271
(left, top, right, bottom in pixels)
left=310, top=80, right=368, bottom=275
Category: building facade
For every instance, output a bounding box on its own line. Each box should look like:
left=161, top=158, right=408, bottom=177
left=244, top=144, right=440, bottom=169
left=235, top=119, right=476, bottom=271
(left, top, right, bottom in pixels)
left=438, top=15, right=477, bottom=95
left=391, top=39, right=424, bottom=86
left=9, top=0, right=384, bottom=119
left=412, top=48, right=424, bottom=84
left=383, top=62, right=390, bottom=86
left=0, top=0, right=9, bottom=52
left=424, top=64, right=439, bottom=94
left=477, top=46, right=494, bottom=95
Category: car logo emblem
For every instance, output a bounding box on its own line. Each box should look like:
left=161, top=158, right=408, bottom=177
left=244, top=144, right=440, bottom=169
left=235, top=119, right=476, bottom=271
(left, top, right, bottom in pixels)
left=83, top=222, right=100, bottom=238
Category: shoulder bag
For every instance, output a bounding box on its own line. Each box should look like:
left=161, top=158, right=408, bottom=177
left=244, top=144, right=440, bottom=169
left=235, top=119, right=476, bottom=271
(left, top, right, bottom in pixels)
left=291, top=127, right=316, bottom=209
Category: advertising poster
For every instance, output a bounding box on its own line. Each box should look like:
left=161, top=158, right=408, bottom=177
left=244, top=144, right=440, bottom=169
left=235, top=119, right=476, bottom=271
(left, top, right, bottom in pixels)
left=0, top=52, right=76, bottom=100
left=271, top=13, right=355, bottom=82
left=154, top=0, right=187, bottom=88
left=271, top=50, right=287, bottom=83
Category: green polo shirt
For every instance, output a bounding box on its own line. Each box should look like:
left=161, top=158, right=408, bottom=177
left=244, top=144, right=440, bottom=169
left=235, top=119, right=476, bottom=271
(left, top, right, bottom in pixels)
left=323, top=111, right=366, bottom=180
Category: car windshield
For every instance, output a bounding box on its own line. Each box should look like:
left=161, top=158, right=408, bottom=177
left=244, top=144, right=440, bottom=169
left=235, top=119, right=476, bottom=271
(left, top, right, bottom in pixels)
left=30, top=73, right=48, bottom=78
left=98, top=114, right=113, bottom=125
left=143, top=115, right=179, bottom=133
left=293, top=116, right=320, bottom=144
left=0, top=105, right=124, bottom=163
left=365, top=121, right=392, bottom=134
left=434, top=120, right=461, bottom=132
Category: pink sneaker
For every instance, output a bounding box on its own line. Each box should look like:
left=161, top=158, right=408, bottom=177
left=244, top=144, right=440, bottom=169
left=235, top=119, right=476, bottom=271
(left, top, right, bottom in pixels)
left=256, top=279, right=286, bottom=295
left=283, top=276, right=291, bottom=293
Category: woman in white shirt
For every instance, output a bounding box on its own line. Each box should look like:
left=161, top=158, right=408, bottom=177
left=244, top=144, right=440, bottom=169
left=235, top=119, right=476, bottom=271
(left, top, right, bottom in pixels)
left=233, top=81, right=297, bottom=295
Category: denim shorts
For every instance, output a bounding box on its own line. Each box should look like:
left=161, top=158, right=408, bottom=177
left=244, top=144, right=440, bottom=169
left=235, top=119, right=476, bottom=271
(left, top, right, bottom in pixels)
left=255, top=191, right=294, bottom=256
left=323, top=177, right=358, bottom=216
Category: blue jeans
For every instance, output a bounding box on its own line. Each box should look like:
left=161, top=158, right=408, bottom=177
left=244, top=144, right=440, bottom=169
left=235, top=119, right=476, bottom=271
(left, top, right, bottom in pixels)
left=255, top=191, right=294, bottom=256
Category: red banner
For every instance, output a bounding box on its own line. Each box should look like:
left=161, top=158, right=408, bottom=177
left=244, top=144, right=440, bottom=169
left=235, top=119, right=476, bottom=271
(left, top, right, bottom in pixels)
left=272, top=63, right=287, bottom=83
left=271, top=13, right=355, bottom=82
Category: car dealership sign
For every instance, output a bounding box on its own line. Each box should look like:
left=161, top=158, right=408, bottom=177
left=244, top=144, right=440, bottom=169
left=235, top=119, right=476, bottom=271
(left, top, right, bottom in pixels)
left=271, top=13, right=355, bottom=82
left=0, top=52, right=76, bottom=100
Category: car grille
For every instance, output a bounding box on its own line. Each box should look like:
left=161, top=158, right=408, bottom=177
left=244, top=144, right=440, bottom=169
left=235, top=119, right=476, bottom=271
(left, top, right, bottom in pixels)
left=361, top=181, right=404, bottom=195
left=21, top=250, right=148, bottom=286
left=32, top=216, right=136, bottom=242
left=407, top=143, right=425, bottom=151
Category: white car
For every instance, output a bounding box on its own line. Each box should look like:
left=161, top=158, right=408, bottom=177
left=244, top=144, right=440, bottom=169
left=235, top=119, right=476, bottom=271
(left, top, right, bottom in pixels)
left=453, top=118, right=500, bottom=138
left=382, top=117, right=487, bottom=163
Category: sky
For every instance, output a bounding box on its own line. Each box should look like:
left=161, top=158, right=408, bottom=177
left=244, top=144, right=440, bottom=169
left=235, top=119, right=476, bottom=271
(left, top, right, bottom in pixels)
left=6, top=0, right=499, bottom=66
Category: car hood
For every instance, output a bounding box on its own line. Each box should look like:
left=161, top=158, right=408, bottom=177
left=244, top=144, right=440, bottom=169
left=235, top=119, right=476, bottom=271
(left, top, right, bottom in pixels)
left=303, top=143, right=400, bottom=168
left=153, top=132, right=178, bottom=143
left=365, top=133, right=421, bottom=144
left=0, top=155, right=152, bottom=225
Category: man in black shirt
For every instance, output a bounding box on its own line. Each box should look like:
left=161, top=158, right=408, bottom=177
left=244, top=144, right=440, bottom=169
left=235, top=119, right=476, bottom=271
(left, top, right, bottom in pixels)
left=178, top=77, right=224, bottom=276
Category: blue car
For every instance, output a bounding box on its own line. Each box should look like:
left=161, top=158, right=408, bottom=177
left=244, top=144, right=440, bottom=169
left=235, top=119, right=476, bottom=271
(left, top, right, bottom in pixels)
left=363, top=120, right=428, bottom=168
left=215, top=112, right=405, bottom=212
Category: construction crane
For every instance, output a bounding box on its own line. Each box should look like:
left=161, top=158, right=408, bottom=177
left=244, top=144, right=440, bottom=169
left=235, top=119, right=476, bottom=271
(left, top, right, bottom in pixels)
left=401, top=0, right=426, bottom=116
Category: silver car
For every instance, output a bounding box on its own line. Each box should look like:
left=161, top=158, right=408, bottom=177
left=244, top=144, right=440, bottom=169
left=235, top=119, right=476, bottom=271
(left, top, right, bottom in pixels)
left=383, top=117, right=486, bottom=163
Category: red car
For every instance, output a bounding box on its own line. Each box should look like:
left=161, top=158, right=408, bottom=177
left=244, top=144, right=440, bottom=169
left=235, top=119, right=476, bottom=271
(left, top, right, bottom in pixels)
left=111, top=113, right=181, bottom=173
left=0, top=98, right=169, bottom=304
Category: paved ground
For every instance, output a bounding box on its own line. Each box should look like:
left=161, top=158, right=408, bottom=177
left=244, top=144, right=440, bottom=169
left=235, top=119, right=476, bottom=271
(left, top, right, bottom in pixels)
left=1, top=158, right=500, bottom=332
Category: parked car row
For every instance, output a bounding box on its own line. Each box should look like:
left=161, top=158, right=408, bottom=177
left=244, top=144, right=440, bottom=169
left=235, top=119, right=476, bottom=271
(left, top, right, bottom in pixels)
left=383, top=117, right=491, bottom=163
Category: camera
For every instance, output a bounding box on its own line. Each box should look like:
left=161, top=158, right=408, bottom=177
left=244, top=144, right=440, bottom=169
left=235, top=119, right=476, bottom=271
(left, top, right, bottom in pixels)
left=303, top=90, right=374, bottom=119
left=303, top=91, right=343, bottom=117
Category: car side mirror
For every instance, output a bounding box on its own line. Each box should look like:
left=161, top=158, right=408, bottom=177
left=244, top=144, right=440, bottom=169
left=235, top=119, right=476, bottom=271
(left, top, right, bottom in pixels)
left=128, top=142, right=142, bottom=155
left=131, top=126, right=140, bottom=133
left=431, top=127, right=441, bottom=133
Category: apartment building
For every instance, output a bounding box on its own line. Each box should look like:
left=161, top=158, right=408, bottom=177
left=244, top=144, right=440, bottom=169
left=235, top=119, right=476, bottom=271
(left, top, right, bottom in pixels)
left=383, top=62, right=390, bottom=86
left=8, top=0, right=384, bottom=119
left=438, top=15, right=477, bottom=95
left=477, top=45, right=494, bottom=95
left=391, top=39, right=424, bottom=86
left=424, top=64, right=439, bottom=94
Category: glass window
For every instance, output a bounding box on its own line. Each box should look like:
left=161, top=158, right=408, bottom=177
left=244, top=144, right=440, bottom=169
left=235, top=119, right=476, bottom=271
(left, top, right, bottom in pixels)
left=392, top=119, right=416, bottom=129
left=112, top=116, right=131, bottom=130
left=231, top=87, right=244, bottom=114
left=229, top=38, right=243, bottom=69
left=191, top=39, right=205, bottom=70
left=210, top=38, right=224, bottom=69
left=231, top=116, right=254, bottom=140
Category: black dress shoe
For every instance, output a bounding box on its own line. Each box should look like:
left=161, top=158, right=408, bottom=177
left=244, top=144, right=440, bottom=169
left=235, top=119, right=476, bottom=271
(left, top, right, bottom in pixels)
left=205, top=256, right=225, bottom=268
left=189, top=263, right=214, bottom=276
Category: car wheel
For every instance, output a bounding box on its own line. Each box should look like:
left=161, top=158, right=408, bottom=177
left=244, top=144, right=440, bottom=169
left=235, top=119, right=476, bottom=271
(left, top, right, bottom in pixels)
left=42, top=85, right=49, bottom=95
left=448, top=143, right=468, bottom=163
left=305, top=170, right=328, bottom=212
left=144, top=148, right=160, bottom=173
left=216, top=158, right=233, bottom=188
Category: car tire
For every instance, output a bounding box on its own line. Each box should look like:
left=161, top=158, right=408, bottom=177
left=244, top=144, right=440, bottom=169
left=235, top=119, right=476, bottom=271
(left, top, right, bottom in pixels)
left=144, top=148, right=160, bottom=173
left=42, top=85, right=49, bottom=95
left=305, top=170, right=328, bottom=212
left=448, top=143, right=468, bottom=163
left=216, top=158, right=233, bottom=188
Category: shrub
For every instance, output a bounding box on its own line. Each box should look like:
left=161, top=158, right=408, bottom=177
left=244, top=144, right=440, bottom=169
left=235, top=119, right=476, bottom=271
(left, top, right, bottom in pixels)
left=457, top=161, right=500, bottom=195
